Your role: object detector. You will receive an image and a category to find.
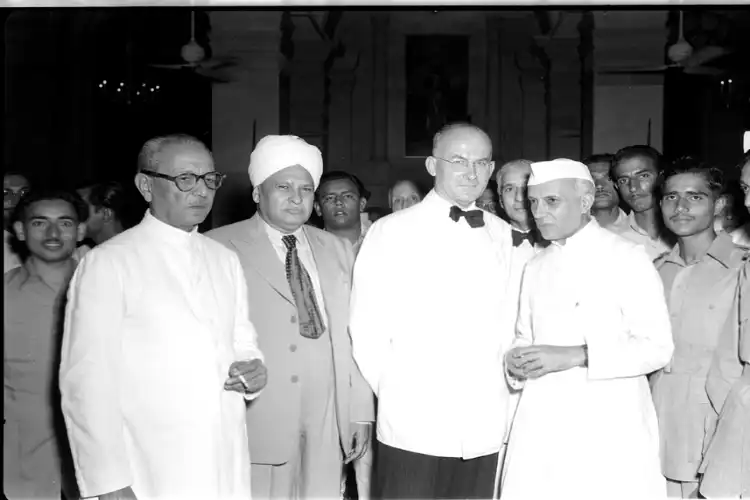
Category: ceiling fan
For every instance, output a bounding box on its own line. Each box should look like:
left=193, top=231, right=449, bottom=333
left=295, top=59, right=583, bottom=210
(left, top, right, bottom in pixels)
left=148, top=10, right=236, bottom=82
left=600, top=10, right=733, bottom=76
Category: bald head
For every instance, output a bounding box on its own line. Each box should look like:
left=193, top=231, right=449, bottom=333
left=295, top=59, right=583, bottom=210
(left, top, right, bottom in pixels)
left=432, top=123, right=493, bottom=159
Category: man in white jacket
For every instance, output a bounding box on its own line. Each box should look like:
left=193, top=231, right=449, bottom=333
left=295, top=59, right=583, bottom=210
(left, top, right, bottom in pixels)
left=59, top=134, right=267, bottom=500
left=502, top=159, right=674, bottom=500
left=350, top=123, right=515, bottom=499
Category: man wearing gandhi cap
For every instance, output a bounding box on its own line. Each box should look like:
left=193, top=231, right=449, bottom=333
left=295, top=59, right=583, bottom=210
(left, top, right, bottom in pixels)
left=500, top=158, right=674, bottom=500
left=207, top=135, right=374, bottom=500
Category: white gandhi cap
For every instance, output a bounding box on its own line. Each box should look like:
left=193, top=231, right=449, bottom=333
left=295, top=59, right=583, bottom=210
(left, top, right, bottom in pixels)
left=248, top=135, right=324, bottom=189
left=527, top=158, right=595, bottom=187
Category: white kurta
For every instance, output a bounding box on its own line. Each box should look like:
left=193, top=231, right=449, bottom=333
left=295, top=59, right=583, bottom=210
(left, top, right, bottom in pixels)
left=59, top=211, right=264, bottom=500
left=501, top=220, right=673, bottom=500
left=350, top=190, right=515, bottom=459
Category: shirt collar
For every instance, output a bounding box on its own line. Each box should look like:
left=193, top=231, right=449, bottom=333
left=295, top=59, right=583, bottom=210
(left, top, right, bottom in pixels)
left=142, top=210, right=199, bottom=247
left=662, top=231, right=740, bottom=269
left=18, top=257, right=77, bottom=293
left=259, top=214, right=308, bottom=249
left=423, top=189, right=480, bottom=213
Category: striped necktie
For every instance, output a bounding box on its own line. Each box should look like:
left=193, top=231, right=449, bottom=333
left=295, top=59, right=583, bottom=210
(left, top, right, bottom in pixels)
left=282, top=235, right=326, bottom=339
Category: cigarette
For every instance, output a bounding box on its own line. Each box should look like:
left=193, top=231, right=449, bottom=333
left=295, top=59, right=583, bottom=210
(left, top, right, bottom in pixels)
left=238, top=374, right=250, bottom=390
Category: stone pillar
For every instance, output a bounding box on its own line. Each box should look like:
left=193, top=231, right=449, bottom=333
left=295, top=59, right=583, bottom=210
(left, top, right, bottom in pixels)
left=547, top=37, right=583, bottom=160
left=209, top=10, right=282, bottom=228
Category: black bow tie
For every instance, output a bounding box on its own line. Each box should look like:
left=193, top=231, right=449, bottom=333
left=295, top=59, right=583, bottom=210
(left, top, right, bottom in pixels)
left=512, top=229, right=536, bottom=247
left=449, top=206, right=485, bottom=228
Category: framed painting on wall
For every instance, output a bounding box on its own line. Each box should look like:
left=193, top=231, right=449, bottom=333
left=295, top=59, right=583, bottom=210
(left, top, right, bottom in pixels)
left=404, top=35, right=470, bottom=157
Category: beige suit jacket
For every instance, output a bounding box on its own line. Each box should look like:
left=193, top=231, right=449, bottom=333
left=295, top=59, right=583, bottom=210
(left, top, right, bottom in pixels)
left=206, top=214, right=374, bottom=465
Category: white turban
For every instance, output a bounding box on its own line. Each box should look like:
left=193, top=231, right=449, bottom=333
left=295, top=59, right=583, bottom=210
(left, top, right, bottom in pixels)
left=248, top=135, right=324, bottom=189
left=527, top=158, right=594, bottom=187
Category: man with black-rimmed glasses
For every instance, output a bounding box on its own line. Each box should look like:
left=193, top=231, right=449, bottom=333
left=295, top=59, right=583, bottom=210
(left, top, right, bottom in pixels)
left=59, top=134, right=267, bottom=500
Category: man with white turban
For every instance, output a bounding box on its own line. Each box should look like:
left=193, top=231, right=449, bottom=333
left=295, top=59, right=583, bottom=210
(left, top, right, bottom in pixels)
left=501, top=158, right=674, bottom=500
left=207, top=135, right=374, bottom=500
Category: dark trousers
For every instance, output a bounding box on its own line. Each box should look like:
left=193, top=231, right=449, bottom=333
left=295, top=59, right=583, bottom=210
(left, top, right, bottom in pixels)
left=374, top=441, right=498, bottom=500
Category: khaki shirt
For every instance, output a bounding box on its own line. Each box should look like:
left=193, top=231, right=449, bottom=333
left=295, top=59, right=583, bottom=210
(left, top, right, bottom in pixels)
left=651, top=232, right=747, bottom=481
left=4, top=260, right=77, bottom=499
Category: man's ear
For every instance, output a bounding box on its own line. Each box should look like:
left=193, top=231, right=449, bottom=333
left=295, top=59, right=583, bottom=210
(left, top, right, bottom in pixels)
left=314, top=201, right=322, bottom=217
left=425, top=156, right=437, bottom=177
left=252, top=186, right=261, bottom=205
left=359, top=197, right=367, bottom=212
left=76, top=222, right=87, bottom=243
left=134, top=173, right=153, bottom=203
left=714, top=195, right=727, bottom=217
left=102, top=207, right=114, bottom=223
left=13, top=220, right=25, bottom=241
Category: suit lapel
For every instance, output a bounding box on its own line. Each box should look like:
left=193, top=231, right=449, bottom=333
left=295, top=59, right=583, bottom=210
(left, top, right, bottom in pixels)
left=229, top=215, right=294, bottom=304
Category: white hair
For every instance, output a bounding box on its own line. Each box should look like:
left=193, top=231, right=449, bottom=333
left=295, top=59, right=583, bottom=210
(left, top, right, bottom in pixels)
left=495, top=159, right=533, bottom=182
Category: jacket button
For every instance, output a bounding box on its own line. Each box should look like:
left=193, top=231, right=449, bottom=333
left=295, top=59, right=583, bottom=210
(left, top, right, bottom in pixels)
left=291, top=316, right=297, bottom=324
left=289, top=344, right=297, bottom=352
left=291, top=375, right=299, bottom=383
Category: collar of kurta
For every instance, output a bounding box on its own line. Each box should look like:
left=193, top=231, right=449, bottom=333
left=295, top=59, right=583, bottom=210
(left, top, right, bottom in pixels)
left=659, top=230, right=743, bottom=269
left=550, top=218, right=599, bottom=251
left=141, top=210, right=200, bottom=247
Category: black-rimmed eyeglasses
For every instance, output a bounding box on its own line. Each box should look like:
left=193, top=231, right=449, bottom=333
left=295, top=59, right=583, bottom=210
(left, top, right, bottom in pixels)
left=140, top=169, right=226, bottom=192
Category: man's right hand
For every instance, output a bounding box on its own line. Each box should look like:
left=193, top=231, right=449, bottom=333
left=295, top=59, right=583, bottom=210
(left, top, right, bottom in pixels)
left=505, top=347, right=528, bottom=380
left=99, top=486, right=137, bottom=500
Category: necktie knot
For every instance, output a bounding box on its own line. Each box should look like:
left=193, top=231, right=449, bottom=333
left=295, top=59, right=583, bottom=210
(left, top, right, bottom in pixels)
left=449, top=206, right=485, bottom=228
left=282, top=234, right=297, bottom=251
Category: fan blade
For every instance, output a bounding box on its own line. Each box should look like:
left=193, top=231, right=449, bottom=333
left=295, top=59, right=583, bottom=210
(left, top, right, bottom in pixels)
left=683, top=46, right=731, bottom=68
left=149, top=63, right=191, bottom=70
left=193, top=67, right=231, bottom=83
left=598, top=65, right=672, bottom=74
left=683, top=65, right=726, bottom=76
left=198, top=58, right=237, bottom=71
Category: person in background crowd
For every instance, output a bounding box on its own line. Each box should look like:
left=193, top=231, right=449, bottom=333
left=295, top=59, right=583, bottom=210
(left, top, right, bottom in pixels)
left=612, top=145, right=676, bottom=260
left=714, top=184, right=744, bottom=234
left=583, top=153, right=628, bottom=231
left=207, top=135, right=374, bottom=500
left=60, top=134, right=266, bottom=500
left=650, top=158, right=746, bottom=498
left=351, top=123, right=515, bottom=499
left=4, top=171, right=31, bottom=272
left=388, top=179, right=422, bottom=213
left=502, top=159, right=672, bottom=500
left=315, top=171, right=372, bottom=255
left=314, top=170, right=376, bottom=500
left=731, top=151, right=750, bottom=246
left=700, top=256, right=750, bottom=499
left=476, top=180, right=499, bottom=215
left=365, top=207, right=388, bottom=223
left=77, top=181, right=134, bottom=244
left=4, top=188, right=87, bottom=500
